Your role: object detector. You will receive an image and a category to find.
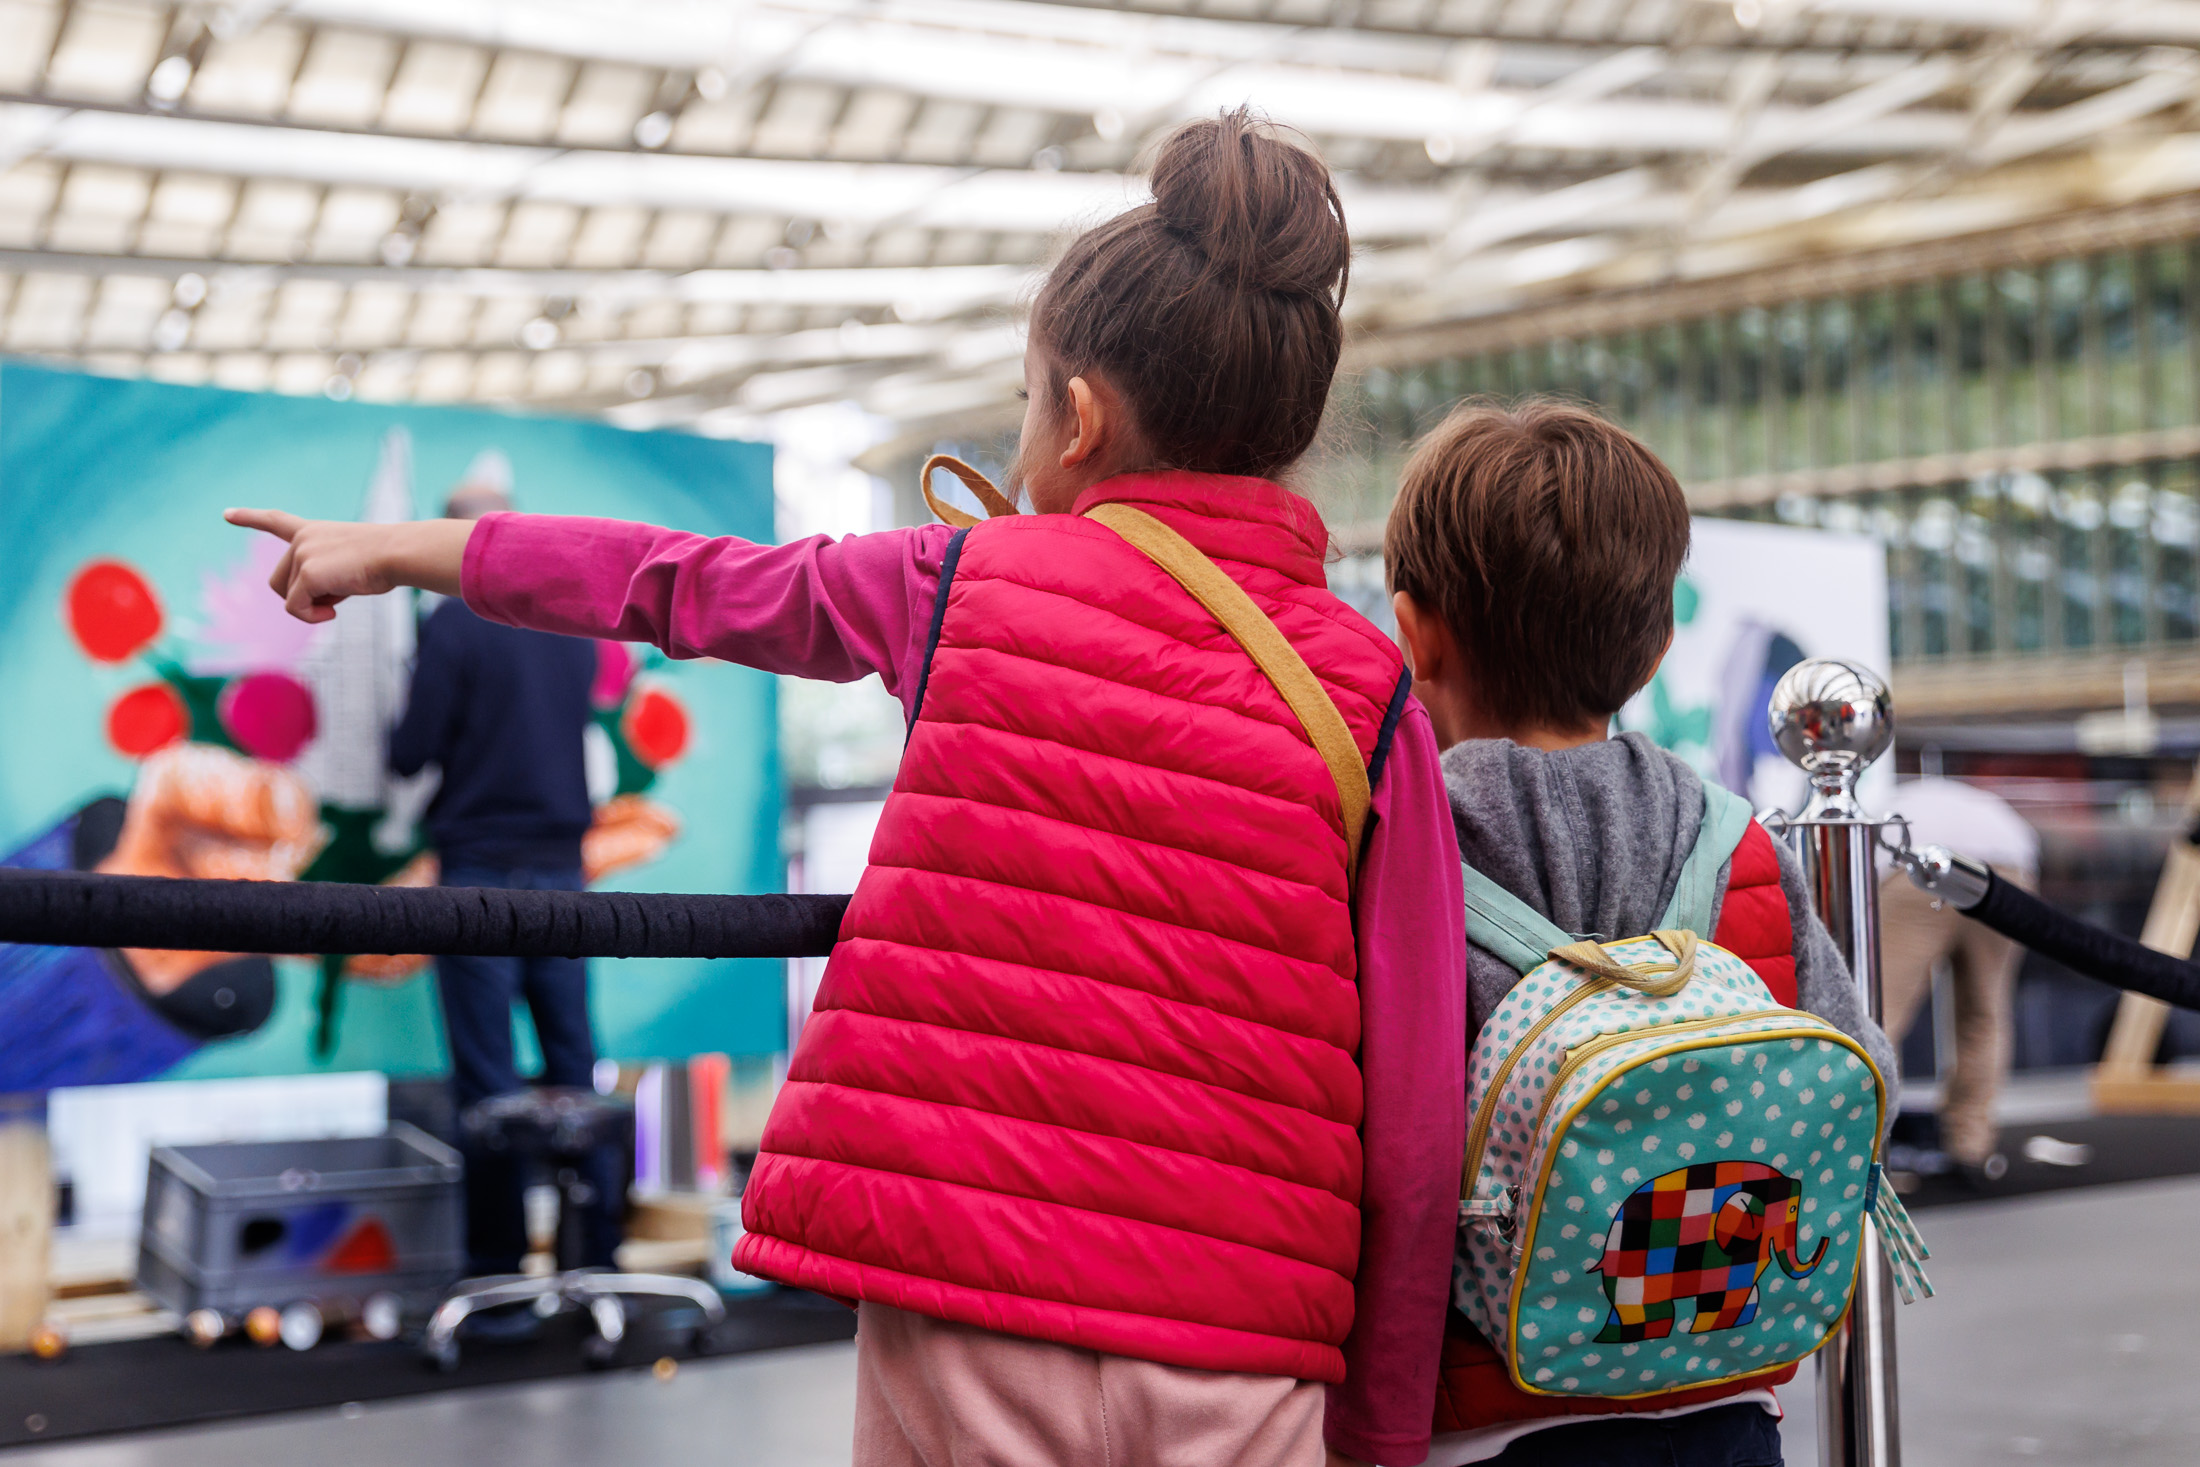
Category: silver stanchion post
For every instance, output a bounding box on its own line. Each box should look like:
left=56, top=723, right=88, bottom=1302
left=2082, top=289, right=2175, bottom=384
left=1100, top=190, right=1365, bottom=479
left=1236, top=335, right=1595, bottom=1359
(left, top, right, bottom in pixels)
left=1767, top=658, right=1901, bottom=1467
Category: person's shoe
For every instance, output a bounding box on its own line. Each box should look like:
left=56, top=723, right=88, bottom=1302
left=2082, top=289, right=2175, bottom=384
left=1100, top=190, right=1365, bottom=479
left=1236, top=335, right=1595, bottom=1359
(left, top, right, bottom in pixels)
left=1953, top=1152, right=2009, bottom=1191
left=1884, top=1142, right=1952, bottom=1177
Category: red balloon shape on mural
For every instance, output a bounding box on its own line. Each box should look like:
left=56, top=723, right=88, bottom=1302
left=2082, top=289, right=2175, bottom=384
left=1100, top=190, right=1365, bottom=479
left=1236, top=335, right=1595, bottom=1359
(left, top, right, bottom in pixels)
left=624, top=687, right=690, bottom=769
left=68, top=560, right=164, bottom=664
left=219, top=672, right=318, bottom=764
left=107, top=684, right=188, bottom=758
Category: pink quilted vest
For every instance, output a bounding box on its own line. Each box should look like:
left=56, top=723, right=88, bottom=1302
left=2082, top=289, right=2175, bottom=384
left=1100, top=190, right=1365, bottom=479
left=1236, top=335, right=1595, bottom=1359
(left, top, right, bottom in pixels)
left=734, top=471, right=1411, bottom=1383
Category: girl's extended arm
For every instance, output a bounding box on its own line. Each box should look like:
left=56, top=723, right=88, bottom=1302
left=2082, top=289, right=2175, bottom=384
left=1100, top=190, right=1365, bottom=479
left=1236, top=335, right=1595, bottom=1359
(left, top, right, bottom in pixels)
left=228, top=507, right=953, bottom=701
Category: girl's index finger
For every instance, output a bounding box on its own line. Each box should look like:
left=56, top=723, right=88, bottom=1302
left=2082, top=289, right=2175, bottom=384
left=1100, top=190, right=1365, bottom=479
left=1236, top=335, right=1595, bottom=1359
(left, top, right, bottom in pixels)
left=224, top=507, right=305, bottom=540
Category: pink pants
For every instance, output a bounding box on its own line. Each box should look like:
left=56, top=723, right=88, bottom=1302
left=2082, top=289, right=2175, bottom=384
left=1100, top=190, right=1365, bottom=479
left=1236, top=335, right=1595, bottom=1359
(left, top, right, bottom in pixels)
left=852, top=1302, right=1328, bottom=1467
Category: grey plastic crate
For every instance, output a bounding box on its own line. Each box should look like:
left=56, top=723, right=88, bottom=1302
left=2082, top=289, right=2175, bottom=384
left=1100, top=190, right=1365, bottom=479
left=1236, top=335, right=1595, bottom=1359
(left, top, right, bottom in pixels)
left=136, top=1123, right=463, bottom=1320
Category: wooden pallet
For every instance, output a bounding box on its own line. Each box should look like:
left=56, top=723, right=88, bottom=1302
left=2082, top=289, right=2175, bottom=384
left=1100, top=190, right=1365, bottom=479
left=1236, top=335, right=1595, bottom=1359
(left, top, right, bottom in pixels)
left=2093, top=774, right=2200, bottom=1111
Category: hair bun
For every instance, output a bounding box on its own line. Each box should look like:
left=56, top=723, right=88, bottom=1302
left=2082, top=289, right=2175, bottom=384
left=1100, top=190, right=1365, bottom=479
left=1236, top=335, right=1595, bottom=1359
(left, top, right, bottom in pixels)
left=1148, top=108, right=1349, bottom=299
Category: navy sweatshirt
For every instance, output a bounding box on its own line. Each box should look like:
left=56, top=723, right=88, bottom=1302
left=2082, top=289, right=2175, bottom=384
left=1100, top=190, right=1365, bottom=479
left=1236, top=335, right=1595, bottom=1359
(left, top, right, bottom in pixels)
left=390, top=599, right=598, bottom=871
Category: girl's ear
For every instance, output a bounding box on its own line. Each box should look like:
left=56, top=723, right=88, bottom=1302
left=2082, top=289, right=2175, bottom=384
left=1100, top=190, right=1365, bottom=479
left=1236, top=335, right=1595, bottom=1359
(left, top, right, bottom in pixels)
left=1060, top=376, right=1106, bottom=469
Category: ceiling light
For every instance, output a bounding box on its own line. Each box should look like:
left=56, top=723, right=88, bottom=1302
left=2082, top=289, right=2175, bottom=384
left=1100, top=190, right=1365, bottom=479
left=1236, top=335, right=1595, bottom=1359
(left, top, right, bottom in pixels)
left=146, top=55, right=195, bottom=105
left=519, top=317, right=561, bottom=350
left=152, top=309, right=192, bottom=352
left=171, top=272, right=208, bottom=309
left=633, top=111, right=675, bottom=150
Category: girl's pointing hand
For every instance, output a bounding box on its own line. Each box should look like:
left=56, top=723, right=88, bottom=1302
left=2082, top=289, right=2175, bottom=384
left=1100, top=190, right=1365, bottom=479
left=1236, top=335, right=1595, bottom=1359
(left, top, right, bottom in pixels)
left=224, top=508, right=473, bottom=623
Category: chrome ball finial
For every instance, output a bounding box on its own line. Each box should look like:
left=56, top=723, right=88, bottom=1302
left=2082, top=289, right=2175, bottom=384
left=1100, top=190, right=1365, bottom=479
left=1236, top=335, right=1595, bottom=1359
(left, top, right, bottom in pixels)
left=1767, top=659, right=1892, bottom=818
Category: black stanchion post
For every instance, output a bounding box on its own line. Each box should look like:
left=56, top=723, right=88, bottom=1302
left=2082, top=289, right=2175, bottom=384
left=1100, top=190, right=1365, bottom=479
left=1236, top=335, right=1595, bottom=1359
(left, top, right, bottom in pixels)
left=1768, top=659, right=1902, bottom=1467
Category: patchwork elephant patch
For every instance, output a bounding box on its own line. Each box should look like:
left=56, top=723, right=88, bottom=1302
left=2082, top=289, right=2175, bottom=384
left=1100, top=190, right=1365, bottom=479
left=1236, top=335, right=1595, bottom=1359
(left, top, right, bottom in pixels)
left=1588, top=1160, right=1829, bottom=1344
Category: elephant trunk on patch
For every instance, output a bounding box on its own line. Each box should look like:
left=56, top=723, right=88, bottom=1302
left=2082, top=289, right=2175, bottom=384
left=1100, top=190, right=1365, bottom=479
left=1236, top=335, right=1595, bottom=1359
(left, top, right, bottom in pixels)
left=1773, top=1210, right=1829, bottom=1279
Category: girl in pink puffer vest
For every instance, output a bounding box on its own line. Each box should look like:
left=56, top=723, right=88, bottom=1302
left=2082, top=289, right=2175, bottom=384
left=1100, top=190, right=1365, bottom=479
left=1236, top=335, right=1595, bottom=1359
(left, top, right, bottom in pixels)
left=233, top=109, right=1466, bottom=1467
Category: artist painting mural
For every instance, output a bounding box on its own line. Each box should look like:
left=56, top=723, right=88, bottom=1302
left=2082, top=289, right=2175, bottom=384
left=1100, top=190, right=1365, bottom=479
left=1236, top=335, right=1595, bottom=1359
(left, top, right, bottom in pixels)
left=0, top=363, right=779, bottom=1090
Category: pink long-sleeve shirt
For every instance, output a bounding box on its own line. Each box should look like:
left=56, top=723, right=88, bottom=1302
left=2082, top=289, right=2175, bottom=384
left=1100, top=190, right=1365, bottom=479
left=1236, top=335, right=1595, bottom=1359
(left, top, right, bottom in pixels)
left=464, top=512, right=1466, bottom=1465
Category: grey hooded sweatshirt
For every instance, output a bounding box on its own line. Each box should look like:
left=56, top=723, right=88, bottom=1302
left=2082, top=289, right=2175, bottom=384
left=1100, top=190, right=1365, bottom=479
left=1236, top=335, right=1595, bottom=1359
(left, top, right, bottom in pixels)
left=1444, top=731, right=1899, bottom=1091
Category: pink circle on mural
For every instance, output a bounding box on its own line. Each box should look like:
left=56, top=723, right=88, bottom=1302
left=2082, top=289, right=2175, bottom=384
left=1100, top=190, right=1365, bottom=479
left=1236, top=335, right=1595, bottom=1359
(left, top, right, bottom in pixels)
left=219, top=672, right=318, bottom=763
left=593, top=640, right=637, bottom=709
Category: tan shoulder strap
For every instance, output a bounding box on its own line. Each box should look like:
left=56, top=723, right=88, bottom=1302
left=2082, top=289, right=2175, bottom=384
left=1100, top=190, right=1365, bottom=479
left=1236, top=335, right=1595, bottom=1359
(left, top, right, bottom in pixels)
left=921, top=454, right=1019, bottom=528
left=1085, top=501, right=1372, bottom=883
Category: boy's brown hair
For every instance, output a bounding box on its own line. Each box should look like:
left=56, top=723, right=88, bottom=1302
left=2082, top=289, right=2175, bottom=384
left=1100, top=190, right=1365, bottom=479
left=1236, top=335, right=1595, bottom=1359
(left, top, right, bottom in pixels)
left=1385, top=400, right=1691, bottom=731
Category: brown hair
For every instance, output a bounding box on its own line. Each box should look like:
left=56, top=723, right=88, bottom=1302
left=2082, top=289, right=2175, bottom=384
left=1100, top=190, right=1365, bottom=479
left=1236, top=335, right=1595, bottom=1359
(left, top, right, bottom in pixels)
left=1029, top=108, right=1349, bottom=480
left=1384, top=400, right=1691, bottom=731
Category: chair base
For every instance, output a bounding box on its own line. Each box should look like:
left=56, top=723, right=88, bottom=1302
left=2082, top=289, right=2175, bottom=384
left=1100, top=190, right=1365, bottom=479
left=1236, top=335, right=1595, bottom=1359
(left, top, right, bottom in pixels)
left=421, top=1268, right=726, bottom=1372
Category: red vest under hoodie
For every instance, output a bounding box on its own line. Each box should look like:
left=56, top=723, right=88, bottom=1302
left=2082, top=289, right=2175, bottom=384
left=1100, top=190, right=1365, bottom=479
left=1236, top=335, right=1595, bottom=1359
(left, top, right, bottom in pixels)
left=1435, top=819, right=1803, bottom=1433
left=735, top=472, right=1411, bottom=1384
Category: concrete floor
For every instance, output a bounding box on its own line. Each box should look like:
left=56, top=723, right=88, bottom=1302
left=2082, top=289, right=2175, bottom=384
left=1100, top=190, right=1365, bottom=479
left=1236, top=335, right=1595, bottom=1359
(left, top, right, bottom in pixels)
left=14, top=1177, right=2200, bottom=1466
left=4, top=1340, right=861, bottom=1467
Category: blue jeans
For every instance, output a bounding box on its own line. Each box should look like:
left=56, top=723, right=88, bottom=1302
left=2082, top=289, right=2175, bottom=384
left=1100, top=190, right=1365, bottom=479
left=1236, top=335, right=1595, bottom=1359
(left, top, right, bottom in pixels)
left=437, top=864, right=619, bottom=1274
left=1488, top=1403, right=1784, bottom=1466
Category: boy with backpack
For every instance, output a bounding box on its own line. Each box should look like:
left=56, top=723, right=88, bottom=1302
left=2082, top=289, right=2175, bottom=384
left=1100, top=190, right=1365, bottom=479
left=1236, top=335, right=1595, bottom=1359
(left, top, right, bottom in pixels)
left=1339, top=400, right=1906, bottom=1467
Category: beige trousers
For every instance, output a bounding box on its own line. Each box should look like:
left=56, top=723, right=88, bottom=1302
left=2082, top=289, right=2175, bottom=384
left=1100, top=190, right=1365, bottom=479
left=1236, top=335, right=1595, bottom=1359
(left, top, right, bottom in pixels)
left=852, top=1302, right=1328, bottom=1467
left=1876, top=866, right=2028, bottom=1165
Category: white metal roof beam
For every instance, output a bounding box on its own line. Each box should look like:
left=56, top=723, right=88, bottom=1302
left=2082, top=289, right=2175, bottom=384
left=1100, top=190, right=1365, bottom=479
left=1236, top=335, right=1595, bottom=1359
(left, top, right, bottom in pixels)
left=0, top=103, right=1474, bottom=240
left=1796, top=0, right=2200, bottom=45
left=52, top=4, right=1992, bottom=156
left=0, top=245, right=1035, bottom=309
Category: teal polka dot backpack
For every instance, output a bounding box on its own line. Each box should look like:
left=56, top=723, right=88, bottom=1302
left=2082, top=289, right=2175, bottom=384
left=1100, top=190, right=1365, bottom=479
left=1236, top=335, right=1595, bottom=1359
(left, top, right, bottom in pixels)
left=1456, top=784, right=1929, bottom=1401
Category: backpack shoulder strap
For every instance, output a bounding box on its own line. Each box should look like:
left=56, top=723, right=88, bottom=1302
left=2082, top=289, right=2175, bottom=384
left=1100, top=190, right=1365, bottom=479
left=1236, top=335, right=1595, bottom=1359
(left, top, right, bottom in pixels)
left=1459, top=862, right=1579, bottom=976
left=1084, top=502, right=1372, bottom=882
left=1658, top=780, right=1759, bottom=937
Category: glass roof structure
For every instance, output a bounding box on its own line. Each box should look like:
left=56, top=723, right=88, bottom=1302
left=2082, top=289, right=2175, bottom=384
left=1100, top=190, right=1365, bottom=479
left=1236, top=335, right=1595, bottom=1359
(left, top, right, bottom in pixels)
left=7, top=0, right=2200, bottom=440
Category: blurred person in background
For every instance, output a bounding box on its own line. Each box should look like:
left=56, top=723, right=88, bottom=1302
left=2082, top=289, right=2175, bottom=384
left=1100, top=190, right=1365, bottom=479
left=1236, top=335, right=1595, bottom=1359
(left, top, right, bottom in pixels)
left=1880, top=774, right=2040, bottom=1181
left=390, top=476, right=618, bottom=1289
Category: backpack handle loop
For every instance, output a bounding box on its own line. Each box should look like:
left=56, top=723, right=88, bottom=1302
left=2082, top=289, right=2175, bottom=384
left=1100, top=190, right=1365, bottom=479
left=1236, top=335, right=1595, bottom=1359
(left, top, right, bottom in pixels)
left=1549, top=929, right=1699, bottom=997
left=920, top=454, right=1021, bottom=527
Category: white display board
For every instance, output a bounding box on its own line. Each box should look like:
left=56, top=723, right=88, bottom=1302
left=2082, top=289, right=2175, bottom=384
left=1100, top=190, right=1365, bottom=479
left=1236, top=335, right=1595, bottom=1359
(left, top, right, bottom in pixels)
left=786, top=800, right=887, bottom=1051
left=47, top=1072, right=387, bottom=1237
left=1618, top=518, right=1892, bottom=816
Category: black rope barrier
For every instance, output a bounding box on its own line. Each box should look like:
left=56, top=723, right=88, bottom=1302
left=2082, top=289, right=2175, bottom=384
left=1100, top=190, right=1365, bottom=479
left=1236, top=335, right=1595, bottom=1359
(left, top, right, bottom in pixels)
left=0, top=869, right=849, bottom=959
left=1911, top=850, right=2200, bottom=1012
left=1961, top=868, right=2200, bottom=1011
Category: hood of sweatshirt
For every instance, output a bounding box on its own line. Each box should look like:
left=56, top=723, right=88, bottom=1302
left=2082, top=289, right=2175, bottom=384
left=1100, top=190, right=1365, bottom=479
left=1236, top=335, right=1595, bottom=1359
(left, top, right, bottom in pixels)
left=1444, top=731, right=1707, bottom=940
left=1443, top=730, right=1718, bottom=1034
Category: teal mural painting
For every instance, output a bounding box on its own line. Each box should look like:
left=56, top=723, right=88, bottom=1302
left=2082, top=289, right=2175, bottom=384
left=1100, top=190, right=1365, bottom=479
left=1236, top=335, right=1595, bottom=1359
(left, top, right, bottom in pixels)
left=0, top=362, right=780, bottom=1089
